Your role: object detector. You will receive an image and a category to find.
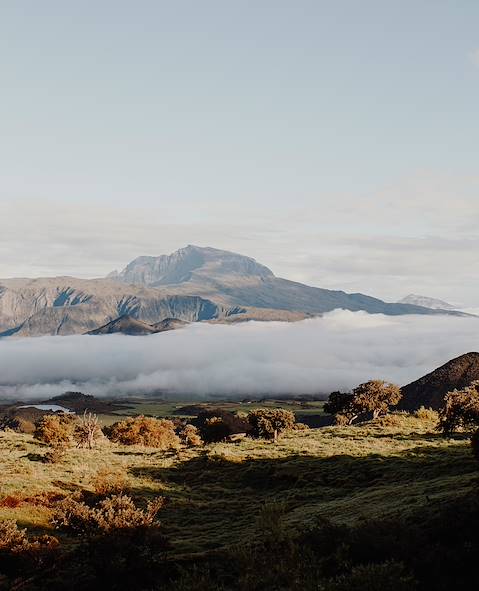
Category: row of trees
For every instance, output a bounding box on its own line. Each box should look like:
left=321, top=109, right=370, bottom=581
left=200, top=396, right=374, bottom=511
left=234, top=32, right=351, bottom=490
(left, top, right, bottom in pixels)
left=33, top=407, right=301, bottom=452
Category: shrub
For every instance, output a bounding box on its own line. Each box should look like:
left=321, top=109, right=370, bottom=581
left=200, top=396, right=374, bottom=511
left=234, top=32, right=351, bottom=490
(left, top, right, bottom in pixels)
left=177, top=423, right=203, bottom=447
left=247, top=408, right=296, bottom=441
left=414, top=406, right=439, bottom=422
left=0, top=520, right=59, bottom=578
left=52, top=494, right=164, bottom=534
left=74, top=411, right=103, bottom=449
left=437, top=382, right=479, bottom=435
left=34, top=413, right=75, bottom=446
left=91, top=467, right=129, bottom=496
left=194, top=410, right=251, bottom=443
left=43, top=445, right=66, bottom=464
left=107, top=416, right=180, bottom=449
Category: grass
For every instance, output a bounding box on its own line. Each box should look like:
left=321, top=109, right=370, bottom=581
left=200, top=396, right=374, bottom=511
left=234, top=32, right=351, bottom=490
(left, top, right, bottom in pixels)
left=97, top=398, right=326, bottom=425
left=1, top=412, right=477, bottom=558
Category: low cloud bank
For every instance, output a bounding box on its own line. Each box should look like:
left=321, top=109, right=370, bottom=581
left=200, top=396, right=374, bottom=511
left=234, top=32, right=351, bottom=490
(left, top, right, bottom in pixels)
left=1, top=310, right=479, bottom=400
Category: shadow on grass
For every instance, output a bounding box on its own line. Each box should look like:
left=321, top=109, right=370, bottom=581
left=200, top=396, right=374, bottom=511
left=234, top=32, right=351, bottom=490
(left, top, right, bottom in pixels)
left=125, top=441, right=478, bottom=555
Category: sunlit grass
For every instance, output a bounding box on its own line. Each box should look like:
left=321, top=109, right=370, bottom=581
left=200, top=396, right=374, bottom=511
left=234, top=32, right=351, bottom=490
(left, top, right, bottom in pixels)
left=1, top=412, right=476, bottom=556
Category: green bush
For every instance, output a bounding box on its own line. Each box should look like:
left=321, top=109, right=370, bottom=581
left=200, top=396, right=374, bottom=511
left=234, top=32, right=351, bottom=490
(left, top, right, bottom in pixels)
left=247, top=408, right=296, bottom=441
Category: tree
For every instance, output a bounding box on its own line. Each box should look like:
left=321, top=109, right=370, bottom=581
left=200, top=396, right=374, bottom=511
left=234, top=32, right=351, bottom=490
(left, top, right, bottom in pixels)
left=352, top=380, right=402, bottom=419
left=74, top=411, right=103, bottom=449
left=437, top=382, right=479, bottom=435
left=247, top=408, right=296, bottom=442
left=324, top=392, right=358, bottom=425
left=324, top=381, right=402, bottom=425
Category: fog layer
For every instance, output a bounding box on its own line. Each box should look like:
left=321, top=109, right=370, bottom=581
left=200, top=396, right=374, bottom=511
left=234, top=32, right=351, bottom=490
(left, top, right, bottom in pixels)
left=1, top=310, right=478, bottom=400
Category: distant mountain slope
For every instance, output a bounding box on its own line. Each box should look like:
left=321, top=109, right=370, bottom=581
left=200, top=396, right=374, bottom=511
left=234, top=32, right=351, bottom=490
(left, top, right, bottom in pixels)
left=0, top=245, right=471, bottom=337
left=112, top=245, right=467, bottom=317
left=399, top=352, right=479, bottom=410
left=398, top=294, right=456, bottom=310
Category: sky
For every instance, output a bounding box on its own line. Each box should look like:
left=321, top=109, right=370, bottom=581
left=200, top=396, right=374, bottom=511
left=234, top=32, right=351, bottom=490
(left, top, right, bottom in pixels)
left=1, top=1, right=479, bottom=305
left=1, top=311, right=479, bottom=399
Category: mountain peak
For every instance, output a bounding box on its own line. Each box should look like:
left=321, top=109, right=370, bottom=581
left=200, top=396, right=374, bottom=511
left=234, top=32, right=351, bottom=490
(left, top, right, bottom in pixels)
left=398, top=294, right=456, bottom=310
left=114, top=245, right=275, bottom=287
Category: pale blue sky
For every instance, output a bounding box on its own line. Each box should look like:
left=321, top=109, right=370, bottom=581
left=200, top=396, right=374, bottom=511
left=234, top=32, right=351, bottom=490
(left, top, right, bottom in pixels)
left=1, top=1, right=479, bottom=304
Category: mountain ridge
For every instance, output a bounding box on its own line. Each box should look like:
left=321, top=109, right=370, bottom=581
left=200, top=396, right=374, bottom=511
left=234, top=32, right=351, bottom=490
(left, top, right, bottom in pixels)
left=0, top=245, right=472, bottom=337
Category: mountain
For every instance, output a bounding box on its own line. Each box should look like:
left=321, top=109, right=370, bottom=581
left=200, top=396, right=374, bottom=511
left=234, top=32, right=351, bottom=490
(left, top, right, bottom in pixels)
left=87, top=315, right=163, bottom=335
left=0, top=245, right=470, bottom=337
left=399, top=352, right=479, bottom=410
left=111, top=245, right=466, bottom=317
left=398, top=294, right=457, bottom=310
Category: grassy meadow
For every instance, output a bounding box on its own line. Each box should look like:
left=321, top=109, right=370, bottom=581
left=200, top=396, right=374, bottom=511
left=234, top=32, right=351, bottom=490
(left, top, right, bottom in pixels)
left=1, top=410, right=476, bottom=559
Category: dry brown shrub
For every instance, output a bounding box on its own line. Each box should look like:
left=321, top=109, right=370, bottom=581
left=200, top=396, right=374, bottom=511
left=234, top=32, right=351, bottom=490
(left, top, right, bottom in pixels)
left=414, top=406, right=439, bottom=422
left=43, top=445, right=66, bottom=464
left=34, top=413, right=75, bottom=446
left=178, top=424, right=203, bottom=447
left=91, top=467, right=129, bottom=496
left=374, top=414, right=403, bottom=428
left=107, top=416, right=180, bottom=449
left=438, top=382, right=479, bottom=435
left=52, top=494, right=164, bottom=534
left=334, top=413, right=351, bottom=426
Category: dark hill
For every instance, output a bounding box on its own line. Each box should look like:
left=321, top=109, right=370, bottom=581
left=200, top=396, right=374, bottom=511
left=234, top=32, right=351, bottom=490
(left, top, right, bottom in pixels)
left=44, top=392, right=126, bottom=413
left=86, top=315, right=160, bottom=335
left=399, top=352, right=479, bottom=410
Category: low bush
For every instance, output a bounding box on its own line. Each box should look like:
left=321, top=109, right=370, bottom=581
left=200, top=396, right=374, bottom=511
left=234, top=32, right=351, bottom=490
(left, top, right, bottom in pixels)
left=43, top=445, right=67, bottom=464
left=91, top=467, right=129, bottom=496
left=414, top=406, right=439, bottom=422
left=194, top=410, right=251, bottom=443
left=52, top=493, right=165, bottom=535
left=437, top=382, right=479, bottom=435
left=0, top=519, right=59, bottom=580
left=34, top=413, right=75, bottom=446
left=107, top=416, right=180, bottom=449
left=177, top=423, right=203, bottom=447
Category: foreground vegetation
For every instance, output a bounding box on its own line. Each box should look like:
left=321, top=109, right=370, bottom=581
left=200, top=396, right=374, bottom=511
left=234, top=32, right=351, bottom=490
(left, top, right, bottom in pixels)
left=1, top=407, right=478, bottom=589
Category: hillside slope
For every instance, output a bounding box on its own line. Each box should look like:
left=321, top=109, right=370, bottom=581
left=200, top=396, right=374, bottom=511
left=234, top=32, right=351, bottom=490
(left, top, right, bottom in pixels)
left=400, top=352, right=479, bottom=410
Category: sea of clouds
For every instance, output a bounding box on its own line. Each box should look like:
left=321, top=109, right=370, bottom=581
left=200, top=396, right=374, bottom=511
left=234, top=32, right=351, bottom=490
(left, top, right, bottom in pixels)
left=1, top=310, right=479, bottom=400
